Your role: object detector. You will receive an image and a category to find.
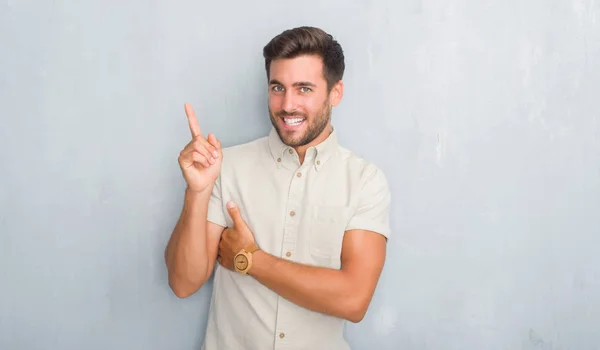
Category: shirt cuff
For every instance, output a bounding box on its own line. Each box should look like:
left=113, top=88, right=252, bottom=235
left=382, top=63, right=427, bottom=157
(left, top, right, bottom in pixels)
left=346, top=217, right=390, bottom=240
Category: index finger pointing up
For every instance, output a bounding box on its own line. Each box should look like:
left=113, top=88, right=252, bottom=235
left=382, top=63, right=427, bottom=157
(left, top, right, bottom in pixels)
left=184, top=103, right=202, bottom=138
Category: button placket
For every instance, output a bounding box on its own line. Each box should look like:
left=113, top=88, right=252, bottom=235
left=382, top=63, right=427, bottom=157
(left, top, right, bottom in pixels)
left=276, top=168, right=300, bottom=348
left=282, top=208, right=297, bottom=256
left=281, top=164, right=305, bottom=259
left=275, top=162, right=312, bottom=348
left=274, top=297, right=293, bottom=349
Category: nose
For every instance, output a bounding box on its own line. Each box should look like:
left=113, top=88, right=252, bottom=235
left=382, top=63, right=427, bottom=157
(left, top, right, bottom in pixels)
left=282, top=91, right=297, bottom=113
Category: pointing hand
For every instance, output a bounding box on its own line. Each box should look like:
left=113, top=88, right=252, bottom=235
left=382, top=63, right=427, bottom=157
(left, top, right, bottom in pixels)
left=177, top=103, right=223, bottom=193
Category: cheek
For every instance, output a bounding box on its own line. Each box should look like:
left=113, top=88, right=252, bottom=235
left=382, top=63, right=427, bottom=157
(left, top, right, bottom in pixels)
left=268, top=95, right=281, bottom=110
left=304, top=97, right=325, bottom=115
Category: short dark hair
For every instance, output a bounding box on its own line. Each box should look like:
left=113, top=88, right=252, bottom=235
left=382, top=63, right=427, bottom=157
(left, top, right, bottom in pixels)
left=263, top=26, right=345, bottom=91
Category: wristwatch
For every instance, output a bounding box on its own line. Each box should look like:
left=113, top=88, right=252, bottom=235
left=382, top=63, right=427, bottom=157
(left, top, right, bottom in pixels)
left=234, top=244, right=261, bottom=275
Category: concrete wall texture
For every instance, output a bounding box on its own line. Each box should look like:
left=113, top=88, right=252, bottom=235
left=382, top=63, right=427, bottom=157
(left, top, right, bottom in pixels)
left=1, top=0, right=599, bottom=349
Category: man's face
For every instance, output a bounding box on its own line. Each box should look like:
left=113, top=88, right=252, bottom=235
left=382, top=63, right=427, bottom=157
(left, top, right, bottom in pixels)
left=268, top=55, right=342, bottom=148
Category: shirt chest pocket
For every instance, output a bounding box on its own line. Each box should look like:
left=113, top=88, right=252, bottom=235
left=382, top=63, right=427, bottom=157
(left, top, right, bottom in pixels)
left=308, top=205, right=352, bottom=269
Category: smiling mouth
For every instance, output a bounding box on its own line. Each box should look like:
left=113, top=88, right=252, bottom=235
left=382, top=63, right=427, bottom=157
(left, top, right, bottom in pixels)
left=282, top=116, right=306, bottom=127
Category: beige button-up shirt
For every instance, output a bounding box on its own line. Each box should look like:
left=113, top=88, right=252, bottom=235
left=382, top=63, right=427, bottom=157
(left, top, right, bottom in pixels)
left=202, top=127, right=391, bottom=350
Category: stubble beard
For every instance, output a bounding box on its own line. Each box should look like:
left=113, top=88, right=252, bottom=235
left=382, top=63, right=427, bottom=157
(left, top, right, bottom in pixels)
left=269, top=101, right=332, bottom=147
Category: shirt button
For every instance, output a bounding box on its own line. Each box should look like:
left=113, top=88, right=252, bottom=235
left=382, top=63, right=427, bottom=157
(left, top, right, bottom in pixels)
left=277, top=158, right=281, bottom=162
left=288, top=149, right=293, bottom=154
left=279, top=332, right=285, bottom=339
left=296, top=172, right=302, bottom=178
left=289, top=211, right=296, bottom=217
left=285, top=251, right=291, bottom=257
left=316, top=160, right=321, bottom=165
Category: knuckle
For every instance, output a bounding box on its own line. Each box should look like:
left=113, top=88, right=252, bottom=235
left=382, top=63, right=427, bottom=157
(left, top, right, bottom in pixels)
left=197, top=146, right=209, bottom=155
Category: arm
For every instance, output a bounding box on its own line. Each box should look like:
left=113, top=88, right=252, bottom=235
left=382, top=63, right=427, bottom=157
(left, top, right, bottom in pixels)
left=165, top=103, right=226, bottom=298
left=165, top=187, right=225, bottom=298
left=247, top=165, right=391, bottom=322
left=248, top=229, right=386, bottom=323
left=220, top=165, right=391, bottom=321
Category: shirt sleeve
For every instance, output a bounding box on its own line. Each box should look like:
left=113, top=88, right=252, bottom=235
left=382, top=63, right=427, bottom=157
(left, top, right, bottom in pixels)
left=207, top=175, right=227, bottom=228
left=345, top=165, right=392, bottom=240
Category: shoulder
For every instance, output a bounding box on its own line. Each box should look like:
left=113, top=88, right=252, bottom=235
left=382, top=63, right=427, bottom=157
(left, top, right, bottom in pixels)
left=336, top=146, right=389, bottom=187
left=218, top=135, right=270, bottom=174
left=221, top=135, right=269, bottom=161
left=337, top=146, right=392, bottom=238
left=222, top=135, right=268, bottom=156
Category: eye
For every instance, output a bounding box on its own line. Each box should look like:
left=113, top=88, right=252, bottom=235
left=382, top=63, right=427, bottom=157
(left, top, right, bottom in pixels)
left=300, top=87, right=312, bottom=93
left=272, top=85, right=284, bottom=92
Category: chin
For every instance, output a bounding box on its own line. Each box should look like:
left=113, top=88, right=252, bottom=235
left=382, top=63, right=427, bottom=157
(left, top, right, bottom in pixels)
left=280, top=133, right=304, bottom=147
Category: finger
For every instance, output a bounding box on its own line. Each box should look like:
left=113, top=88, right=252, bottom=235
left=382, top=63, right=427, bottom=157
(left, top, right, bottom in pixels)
left=179, top=151, right=210, bottom=168
left=211, top=134, right=222, bottom=150
left=192, top=140, right=216, bottom=164
left=226, top=201, right=247, bottom=228
left=192, top=138, right=216, bottom=161
left=184, top=103, right=202, bottom=139
left=178, top=151, right=194, bottom=168
left=180, top=139, right=207, bottom=156
left=191, top=151, right=211, bottom=168
left=207, top=133, right=221, bottom=158
left=204, top=134, right=220, bottom=159
left=180, top=141, right=216, bottom=164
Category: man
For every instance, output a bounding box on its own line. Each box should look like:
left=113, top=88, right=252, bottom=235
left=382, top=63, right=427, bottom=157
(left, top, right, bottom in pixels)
left=165, top=26, right=391, bottom=350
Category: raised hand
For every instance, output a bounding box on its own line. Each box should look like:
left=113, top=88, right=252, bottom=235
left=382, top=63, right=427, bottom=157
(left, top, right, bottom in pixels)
left=177, top=103, right=223, bottom=193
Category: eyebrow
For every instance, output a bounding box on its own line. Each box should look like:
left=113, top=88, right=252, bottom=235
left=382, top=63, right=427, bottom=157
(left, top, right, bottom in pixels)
left=269, top=79, right=317, bottom=87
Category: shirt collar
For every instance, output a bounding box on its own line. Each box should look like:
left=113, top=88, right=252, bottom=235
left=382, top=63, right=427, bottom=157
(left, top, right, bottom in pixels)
left=268, top=126, right=339, bottom=171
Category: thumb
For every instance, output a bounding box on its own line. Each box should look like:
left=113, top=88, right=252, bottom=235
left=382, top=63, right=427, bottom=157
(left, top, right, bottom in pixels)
left=227, top=201, right=246, bottom=228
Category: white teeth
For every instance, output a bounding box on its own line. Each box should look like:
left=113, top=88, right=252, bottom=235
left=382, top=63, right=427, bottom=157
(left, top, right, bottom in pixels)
left=284, top=117, right=304, bottom=126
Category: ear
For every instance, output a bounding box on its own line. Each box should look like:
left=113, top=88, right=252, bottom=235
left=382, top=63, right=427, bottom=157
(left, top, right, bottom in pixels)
left=329, top=80, right=344, bottom=107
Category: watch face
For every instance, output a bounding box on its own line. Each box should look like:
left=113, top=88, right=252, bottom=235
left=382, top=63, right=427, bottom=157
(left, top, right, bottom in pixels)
left=235, top=254, right=249, bottom=271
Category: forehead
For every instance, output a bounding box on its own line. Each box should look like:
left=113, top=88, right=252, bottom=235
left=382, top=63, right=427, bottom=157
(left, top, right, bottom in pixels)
left=269, top=55, right=325, bottom=85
